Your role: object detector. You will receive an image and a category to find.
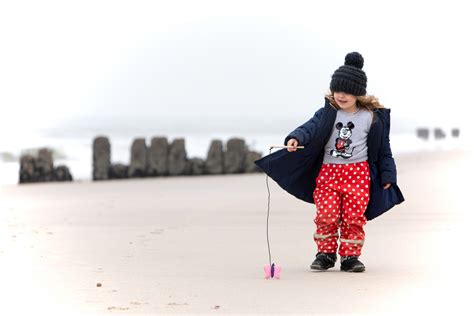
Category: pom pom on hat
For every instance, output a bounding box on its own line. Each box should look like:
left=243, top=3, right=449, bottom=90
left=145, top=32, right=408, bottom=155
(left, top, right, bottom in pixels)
left=344, top=52, right=364, bottom=69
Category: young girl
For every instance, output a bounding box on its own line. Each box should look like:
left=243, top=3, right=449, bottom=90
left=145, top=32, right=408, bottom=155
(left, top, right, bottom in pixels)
left=255, top=52, right=405, bottom=273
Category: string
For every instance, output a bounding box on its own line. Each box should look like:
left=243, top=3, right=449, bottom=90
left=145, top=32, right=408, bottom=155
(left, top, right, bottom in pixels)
left=266, top=146, right=273, bottom=267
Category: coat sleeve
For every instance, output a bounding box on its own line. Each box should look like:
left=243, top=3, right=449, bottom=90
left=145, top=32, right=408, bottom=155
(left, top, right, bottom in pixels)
left=380, top=109, right=397, bottom=185
left=284, top=108, right=324, bottom=146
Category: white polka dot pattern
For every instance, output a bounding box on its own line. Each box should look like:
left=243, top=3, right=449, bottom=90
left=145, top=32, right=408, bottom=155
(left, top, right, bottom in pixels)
left=312, top=161, right=370, bottom=256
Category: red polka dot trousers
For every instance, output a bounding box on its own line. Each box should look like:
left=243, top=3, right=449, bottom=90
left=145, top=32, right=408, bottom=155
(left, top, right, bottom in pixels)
left=313, top=161, right=370, bottom=257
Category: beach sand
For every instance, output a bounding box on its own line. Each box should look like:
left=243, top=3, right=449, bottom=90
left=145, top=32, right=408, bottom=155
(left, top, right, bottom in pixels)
left=1, top=149, right=473, bottom=315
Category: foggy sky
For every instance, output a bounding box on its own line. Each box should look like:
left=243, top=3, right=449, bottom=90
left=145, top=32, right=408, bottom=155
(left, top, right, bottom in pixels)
left=1, top=0, right=472, bottom=138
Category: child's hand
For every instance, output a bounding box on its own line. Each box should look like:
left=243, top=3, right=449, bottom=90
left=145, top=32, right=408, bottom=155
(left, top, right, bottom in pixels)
left=287, top=139, right=299, bottom=152
left=383, top=183, right=392, bottom=189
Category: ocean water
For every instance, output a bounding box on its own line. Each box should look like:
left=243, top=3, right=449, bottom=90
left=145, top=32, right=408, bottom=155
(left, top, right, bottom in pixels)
left=0, top=123, right=465, bottom=186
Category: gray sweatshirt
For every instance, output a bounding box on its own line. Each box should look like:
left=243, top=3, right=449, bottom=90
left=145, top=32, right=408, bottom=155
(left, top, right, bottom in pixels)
left=322, top=107, right=373, bottom=164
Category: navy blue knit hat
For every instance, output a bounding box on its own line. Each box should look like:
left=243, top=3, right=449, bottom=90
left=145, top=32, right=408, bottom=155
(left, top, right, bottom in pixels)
left=330, top=52, right=367, bottom=96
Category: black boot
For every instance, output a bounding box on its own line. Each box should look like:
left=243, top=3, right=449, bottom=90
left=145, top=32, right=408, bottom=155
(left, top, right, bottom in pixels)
left=340, top=256, right=365, bottom=272
left=310, top=252, right=337, bottom=270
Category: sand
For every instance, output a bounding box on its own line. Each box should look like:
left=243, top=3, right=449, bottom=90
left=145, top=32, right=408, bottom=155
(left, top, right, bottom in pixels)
left=1, top=149, right=473, bottom=315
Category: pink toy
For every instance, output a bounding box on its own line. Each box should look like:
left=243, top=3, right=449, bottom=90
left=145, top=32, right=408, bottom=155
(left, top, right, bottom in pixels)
left=264, top=263, right=281, bottom=279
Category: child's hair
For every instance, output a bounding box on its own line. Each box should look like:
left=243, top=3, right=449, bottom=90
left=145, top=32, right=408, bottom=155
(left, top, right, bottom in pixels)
left=325, top=91, right=384, bottom=112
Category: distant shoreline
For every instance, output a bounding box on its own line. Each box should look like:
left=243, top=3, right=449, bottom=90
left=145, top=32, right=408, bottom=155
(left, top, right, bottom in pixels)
left=2, top=147, right=471, bottom=189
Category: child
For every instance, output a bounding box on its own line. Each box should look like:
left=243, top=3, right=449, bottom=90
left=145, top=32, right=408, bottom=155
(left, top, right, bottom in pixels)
left=254, top=52, right=405, bottom=273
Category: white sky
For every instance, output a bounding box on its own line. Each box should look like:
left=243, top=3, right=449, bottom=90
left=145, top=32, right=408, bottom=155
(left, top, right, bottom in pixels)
left=0, top=0, right=472, bottom=136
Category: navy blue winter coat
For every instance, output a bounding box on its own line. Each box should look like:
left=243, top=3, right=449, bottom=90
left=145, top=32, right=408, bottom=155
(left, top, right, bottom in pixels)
left=254, top=98, right=405, bottom=220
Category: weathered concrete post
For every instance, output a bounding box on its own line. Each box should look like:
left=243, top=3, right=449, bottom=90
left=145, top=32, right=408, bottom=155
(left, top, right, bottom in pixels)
left=147, top=137, right=169, bottom=176
left=205, top=140, right=224, bottom=174
left=168, top=138, right=187, bottom=176
left=93, top=136, right=111, bottom=180
left=129, top=138, right=147, bottom=177
left=37, top=148, right=54, bottom=181
left=245, top=151, right=263, bottom=173
left=416, top=128, right=429, bottom=140
left=224, top=138, right=247, bottom=174
left=19, top=155, right=36, bottom=183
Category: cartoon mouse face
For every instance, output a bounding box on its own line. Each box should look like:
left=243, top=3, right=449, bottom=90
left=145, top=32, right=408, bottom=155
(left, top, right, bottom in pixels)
left=336, top=122, right=354, bottom=140
left=330, top=121, right=356, bottom=159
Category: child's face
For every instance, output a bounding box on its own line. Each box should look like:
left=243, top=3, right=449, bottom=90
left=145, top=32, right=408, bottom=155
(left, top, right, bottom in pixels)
left=333, top=92, right=357, bottom=111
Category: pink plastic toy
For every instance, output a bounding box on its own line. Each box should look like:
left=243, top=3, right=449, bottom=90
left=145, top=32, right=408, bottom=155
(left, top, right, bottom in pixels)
left=264, top=263, right=281, bottom=279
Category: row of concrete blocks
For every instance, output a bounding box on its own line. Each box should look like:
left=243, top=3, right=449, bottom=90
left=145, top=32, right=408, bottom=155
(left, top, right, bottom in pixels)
left=416, top=128, right=460, bottom=140
left=19, top=148, right=73, bottom=184
left=93, top=136, right=263, bottom=180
